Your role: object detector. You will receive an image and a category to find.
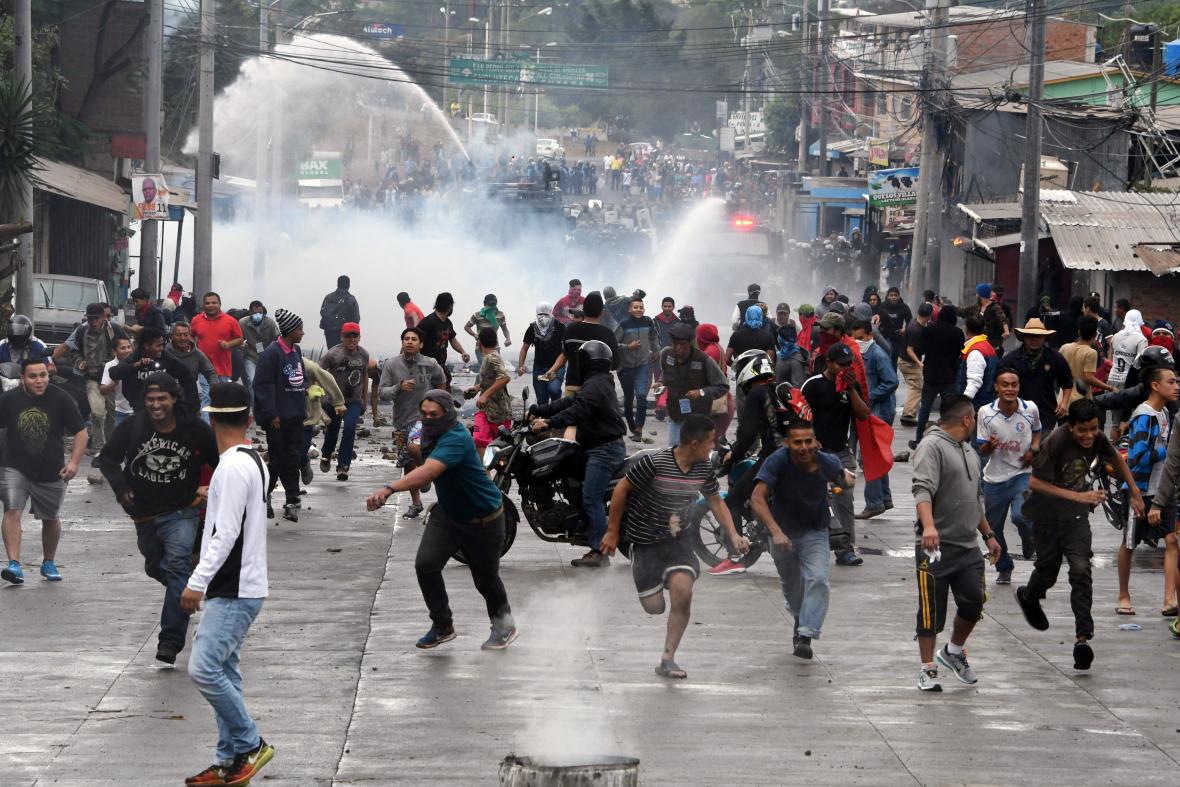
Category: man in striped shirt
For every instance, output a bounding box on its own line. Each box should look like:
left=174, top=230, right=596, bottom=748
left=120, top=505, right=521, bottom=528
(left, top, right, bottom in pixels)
left=600, top=414, right=748, bottom=680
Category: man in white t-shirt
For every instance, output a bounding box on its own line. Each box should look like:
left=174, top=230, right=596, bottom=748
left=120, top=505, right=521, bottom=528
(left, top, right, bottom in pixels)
left=1107, top=309, right=1148, bottom=390
left=99, top=337, right=135, bottom=427
left=976, top=366, right=1042, bottom=585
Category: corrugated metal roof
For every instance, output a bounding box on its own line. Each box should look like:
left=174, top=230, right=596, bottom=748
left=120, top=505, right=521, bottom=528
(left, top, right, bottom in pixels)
left=1041, top=191, right=1180, bottom=273
left=34, top=158, right=128, bottom=213
left=957, top=201, right=1023, bottom=223
left=952, top=60, right=1101, bottom=92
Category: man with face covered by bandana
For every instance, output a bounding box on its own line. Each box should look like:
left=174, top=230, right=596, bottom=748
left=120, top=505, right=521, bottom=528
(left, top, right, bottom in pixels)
left=518, top=302, right=565, bottom=404
left=367, top=391, right=517, bottom=651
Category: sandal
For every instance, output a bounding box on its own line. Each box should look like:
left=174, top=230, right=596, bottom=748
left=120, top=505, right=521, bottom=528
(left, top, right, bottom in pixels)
left=655, top=659, right=687, bottom=679
left=1161, top=607, right=1178, bottom=618
left=1116, top=605, right=1136, bottom=615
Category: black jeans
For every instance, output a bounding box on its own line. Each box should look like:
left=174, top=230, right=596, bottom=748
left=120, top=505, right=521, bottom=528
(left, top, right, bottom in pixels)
left=415, top=506, right=511, bottom=629
left=264, top=416, right=304, bottom=505
left=1024, top=519, right=1094, bottom=639
left=324, top=329, right=341, bottom=349
left=915, top=382, right=956, bottom=442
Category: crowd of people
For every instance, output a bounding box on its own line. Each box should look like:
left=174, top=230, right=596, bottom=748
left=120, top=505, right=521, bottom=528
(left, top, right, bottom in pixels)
left=4, top=267, right=1180, bottom=780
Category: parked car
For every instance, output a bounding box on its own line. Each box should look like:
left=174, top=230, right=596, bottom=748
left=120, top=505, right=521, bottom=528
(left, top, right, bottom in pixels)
left=469, top=112, right=499, bottom=126
left=33, top=274, right=113, bottom=347
left=536, top=138, right=565, bottom=159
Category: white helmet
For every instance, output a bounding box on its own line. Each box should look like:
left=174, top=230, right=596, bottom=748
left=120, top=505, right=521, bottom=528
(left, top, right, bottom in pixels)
left=737, top=355, right=775, bottom=391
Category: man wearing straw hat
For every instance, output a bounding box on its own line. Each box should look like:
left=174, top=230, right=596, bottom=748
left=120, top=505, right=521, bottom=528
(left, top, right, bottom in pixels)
left=1000, top=318, right=1073, bottom=432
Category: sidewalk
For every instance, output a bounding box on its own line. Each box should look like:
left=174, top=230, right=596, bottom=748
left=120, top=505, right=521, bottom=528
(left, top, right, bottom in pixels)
left=3, top=412, right=1180, bottom=785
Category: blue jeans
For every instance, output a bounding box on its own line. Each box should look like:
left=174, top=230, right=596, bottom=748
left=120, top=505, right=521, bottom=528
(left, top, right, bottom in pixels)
left=583, top=440, right=625, bottom=550
left=864, top=402, right=895, bottom=510
left=134, top=508, right=199, bottom=652
left=983, top=473, right=1033, bottom=574
left=617, top=363, right=652, bottom=433
left=322, top=400, right=363, bottom=467
left=771, top=528, right=831, bottom=638
left=198, top=375, right=232, bottom=423
left=916, top=383, right=956, bottom=442
left=188, top=596, right=265, bottom=766
left=532, top=369, right=564, bottom=406
left=242, top=358, right=258, bottom=407
left=114, top=410, right=132, bottom=428
left=668, top=419, right=682, bottom=447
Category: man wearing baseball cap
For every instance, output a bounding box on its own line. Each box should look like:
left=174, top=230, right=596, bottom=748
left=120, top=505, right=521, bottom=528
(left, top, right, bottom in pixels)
left=801, top=342, right=871, bottom=566
left=319, top=321, right=369, bottom=482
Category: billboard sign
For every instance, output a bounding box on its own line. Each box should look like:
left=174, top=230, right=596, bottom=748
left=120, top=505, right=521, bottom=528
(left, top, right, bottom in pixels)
left=867, top=166, right=918, bottom=207
left=132, top=174, right=169, bottom=220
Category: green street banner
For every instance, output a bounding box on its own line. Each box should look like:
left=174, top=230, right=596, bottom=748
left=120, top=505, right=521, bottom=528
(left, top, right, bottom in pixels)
left=296, top=159, right=342, bottom=180
left=449, top=57, right=608, bottom=88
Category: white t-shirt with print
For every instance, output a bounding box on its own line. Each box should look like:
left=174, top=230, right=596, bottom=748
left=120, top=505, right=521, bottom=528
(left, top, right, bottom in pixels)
left=101, top=358, right=133, bottom=414
left=977, top=398, right=1042, bottom=484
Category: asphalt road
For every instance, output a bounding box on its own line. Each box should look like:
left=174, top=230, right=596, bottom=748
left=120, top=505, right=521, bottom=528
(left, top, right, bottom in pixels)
left=3, top=379, right=1180, bottom=785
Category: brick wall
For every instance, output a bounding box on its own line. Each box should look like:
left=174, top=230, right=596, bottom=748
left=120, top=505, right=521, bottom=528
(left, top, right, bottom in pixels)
left=1122, top=272, right=1180, bottom=322
left=956, top=18, right=1092, bottom=71
left=57, top=1, right=148, bottom=172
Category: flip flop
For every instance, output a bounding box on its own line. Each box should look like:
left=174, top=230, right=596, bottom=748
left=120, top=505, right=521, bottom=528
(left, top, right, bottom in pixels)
left=655, top=660, right=687, bottom=679
left=1161, top=607, right=1178, bottom=618
left=1116, top=605, right=1136, bottom=615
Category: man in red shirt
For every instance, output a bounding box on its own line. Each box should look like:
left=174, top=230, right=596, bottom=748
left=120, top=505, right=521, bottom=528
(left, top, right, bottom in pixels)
left=191, top=292, right=244, bottom=383
left=397, top=292, right=424, bottom=329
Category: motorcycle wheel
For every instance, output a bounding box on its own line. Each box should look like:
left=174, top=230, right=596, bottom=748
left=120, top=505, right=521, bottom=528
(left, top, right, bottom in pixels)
left=451, top=498, right=519, bottom=565
left=687, top=504, right=762, bottom=568
left=1099, top=476, right=1126, bottom=531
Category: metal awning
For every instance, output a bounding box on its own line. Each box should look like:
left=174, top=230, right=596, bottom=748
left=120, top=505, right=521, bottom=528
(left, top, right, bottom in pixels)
left=957, top=202, right=1023, bottom=223
left=34, top=158, right=128, bottom=213
left=1041, top=191, right=1180, bottom=273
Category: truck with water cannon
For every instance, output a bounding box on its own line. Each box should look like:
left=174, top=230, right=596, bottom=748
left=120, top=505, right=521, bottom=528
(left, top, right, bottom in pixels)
left=296, top=152, right=345, bottom=209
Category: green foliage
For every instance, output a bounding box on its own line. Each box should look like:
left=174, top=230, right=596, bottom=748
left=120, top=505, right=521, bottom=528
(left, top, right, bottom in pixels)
left=0, top=79, right=43, bottom=221
left=1087, top=1, right=1180, bottom=55
left=0, top=12, right=81, bottom=160
left=762, top=96, right=799, bottom=152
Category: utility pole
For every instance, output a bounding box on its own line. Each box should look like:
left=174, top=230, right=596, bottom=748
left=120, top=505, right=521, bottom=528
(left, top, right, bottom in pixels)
left=254, top=1, right=272, bottom=299
left=910, top=0, right=949, bottom=299
left=1017, top=0, right=1045, bottom=323
left=742, top=9, right=753, bottom=154
left=194, top=0, right=215, bottom=295
left=140, top=0, right=163, bottom=300
left=13, top=0, right=34, bottom=318
left=817, top=0, right=830, bottom=175
left=797, top=0, right=810, bottom=173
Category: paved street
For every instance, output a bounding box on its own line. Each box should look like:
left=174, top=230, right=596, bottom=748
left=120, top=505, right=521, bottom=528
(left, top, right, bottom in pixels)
left=4, top=386, right=1180, bottom=785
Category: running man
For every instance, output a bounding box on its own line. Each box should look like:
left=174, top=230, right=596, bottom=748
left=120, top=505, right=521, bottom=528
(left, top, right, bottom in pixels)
left=599, top=414, right=748, bottom=679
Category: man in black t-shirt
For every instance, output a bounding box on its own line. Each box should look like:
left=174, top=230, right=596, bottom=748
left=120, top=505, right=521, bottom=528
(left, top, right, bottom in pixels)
left=801, top=343, right=870, bottom=566
left=898, top=303, right=931, bottom=426
left=95, top=372, right=219, bottom=663
left=417, top=292, right=470, bottom=389
left=0, top=359, right=88, bottom=585
left=108, top=327, right=198, bottom=412
left=518, top=303, right=566, bottom=405
left=543, top=292, right=619, bottom=395
left=1016, top=399, right=1142, bottom=672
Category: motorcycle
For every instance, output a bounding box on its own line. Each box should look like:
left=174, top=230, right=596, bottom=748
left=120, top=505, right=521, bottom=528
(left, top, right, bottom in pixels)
left=1092, top=436, right=1131, bottom=534
left=468, top=387, right=641, bottom=561
left=687, top=443, right=764, bottom=568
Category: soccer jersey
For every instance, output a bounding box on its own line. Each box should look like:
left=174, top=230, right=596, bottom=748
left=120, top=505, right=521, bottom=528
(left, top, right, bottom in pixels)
left=976, top=398, right=1041, bottom=483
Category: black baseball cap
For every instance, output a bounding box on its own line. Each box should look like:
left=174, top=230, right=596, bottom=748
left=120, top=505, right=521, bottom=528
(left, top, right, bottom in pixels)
left=86, top=302, right=105, bottom=317
left=827, top=343, right=854, bottom=364
left=143, top=372, right=180, bottom=397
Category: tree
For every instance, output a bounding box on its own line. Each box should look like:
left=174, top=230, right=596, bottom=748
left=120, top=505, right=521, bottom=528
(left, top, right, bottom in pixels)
left=762, top=96, right=800, bottom=153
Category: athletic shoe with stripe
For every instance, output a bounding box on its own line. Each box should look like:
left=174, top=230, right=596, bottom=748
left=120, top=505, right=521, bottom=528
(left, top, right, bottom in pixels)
left=917, top=665, right=942, bottom=692
left=935, top=644, right=977, bottom=684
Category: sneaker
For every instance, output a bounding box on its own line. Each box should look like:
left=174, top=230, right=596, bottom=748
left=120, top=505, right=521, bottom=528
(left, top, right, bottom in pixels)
left=300, top=463, right=314, bottom=485
left=835, top=551, right=864, bottom=567
left=908, top=440, right=919, bottom=451
left=899, top=416, right=917, bottom=427
left=403, top=503, right=424, bottom=520
left=319, top=456, right=332, bottom=473
left=996, top=570, right=1012, bottom=585
left=1015, top=585, right=1049, bottom=631
left=570, top=549, right=609, bottom=568
left=793, top=635, right=813, bottom=660
left=935, top=644, right=978, bottom=684
left=156, top=644, right=178, bottom=665
left=282, top=503, right=299, bottom=522
left=481, top=625, right=519, bottom=650
left=39, top=560, right=62, bottom=581
left=707, top=558, right=747, bottom=576
left=917, top=665, right=943, bottom=692
left=1, top=560, right=23, bottom=585
left=1073, top=640, right=1094, bottom=671
left=185, top=764, right=230, bottom=785
left=224, top=738, right=275, bottom=787
left=336, top=465, right=349, bottom=481
left=855, top=507, right=886, bottom=520
left=416, top=625, right=456, bottom=649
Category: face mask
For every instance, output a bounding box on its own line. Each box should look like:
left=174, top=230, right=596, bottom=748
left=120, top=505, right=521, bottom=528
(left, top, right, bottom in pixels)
left=856, top=338, right=874, bottom=354
left=251, top=313, right=263, bottom=325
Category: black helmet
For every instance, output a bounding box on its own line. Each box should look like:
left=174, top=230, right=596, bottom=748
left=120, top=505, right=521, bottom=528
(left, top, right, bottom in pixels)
left=576, top=339, right=614, bottom=379
left=7, top=314, right=32, bottom=350
left=1135, top=345, right=1175, bottom=371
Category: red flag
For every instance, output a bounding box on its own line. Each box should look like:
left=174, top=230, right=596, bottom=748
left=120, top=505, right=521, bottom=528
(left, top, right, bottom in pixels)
left=855, top=414, right=895, bottom=482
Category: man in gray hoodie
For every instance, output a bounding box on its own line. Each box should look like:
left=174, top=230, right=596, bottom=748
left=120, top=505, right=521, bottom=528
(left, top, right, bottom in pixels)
left=165, top=322, right=219, bottom=414
left=911, top=395, right=1001, bottom=693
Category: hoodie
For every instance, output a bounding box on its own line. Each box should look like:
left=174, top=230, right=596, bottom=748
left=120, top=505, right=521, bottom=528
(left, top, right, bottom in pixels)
left=696, top=323, right=725, bottom=371
left=911, top=425, right=984, bottom=548
left=956, top=334, right=997, bottom=409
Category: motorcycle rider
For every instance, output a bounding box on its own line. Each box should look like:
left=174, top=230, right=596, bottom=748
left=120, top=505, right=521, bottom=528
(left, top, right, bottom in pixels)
left=0, top=315, right=55, bottom=374
left=709, top=356, right=785, bottom=577
left=528, top=340, right=627, bottom=569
